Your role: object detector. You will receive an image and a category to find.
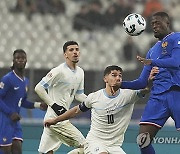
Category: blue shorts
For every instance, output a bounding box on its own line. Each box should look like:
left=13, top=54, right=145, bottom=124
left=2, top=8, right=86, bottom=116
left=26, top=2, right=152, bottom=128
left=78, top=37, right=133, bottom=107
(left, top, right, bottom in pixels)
left=0, top=113, right=23, bottom=146
left=140, top=88, right=180, bottom=130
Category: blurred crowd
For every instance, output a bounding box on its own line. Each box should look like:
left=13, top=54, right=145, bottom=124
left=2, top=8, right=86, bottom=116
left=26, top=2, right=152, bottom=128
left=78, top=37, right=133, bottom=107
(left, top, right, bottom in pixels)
left=73, top=0, right=133, bottom=31
left=7, top=0, right=180, bottom=65
left=9, top=0, right=180, bottom=32
left=10, top=0, right=65, bottom=20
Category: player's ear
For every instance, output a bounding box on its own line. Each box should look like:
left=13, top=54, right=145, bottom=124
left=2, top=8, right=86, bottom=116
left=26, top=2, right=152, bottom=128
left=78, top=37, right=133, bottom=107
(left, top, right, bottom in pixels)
left=64, top=52, right=68, bottom=58
left=103, top=76, right=108, bottom=83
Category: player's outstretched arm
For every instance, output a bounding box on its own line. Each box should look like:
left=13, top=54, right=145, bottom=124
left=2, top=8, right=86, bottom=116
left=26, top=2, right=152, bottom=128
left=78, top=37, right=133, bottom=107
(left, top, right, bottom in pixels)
left=44, top=105, right=82, bottom=127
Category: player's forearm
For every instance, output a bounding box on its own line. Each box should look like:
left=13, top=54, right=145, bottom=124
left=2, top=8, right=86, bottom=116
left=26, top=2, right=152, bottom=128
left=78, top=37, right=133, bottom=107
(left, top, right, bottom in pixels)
left=35, top=83, right=54, bottom=106
left=54, top=106, right=81, bottom=123
left=21, top=100, right=34, bottom=109
left=121, top=67, right=150, bottom=89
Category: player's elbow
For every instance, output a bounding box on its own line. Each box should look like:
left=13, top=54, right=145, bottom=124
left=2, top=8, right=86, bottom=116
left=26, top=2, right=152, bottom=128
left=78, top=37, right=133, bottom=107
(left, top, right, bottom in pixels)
left=34, top=83, right=42, bottom=95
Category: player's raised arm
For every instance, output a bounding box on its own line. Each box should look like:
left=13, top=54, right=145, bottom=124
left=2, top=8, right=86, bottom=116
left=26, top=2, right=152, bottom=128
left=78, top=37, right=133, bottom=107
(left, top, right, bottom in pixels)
left=44, top=105, right=82, bottom=127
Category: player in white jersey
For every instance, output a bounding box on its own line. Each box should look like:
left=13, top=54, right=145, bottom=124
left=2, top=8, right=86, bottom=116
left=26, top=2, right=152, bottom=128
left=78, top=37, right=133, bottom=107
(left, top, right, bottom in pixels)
left=44, top=65, right=151, bottom=154
left=35, top=41, right=87, bottom=154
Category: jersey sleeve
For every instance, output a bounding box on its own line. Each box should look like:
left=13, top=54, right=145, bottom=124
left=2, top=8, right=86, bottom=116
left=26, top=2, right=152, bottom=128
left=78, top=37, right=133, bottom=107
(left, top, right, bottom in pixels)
left=79, top=93, right=93, bottom=112
left=151, top=48, right=180, bottom=68
left=121, top=66, right=150, bottom=89
left=173, top=37, right=180, bottom=49
left=0, top=77, right=14, bottom=115
left=128, top=90, right=140, bottom=103
left=21, top=98, right=34, bottom=109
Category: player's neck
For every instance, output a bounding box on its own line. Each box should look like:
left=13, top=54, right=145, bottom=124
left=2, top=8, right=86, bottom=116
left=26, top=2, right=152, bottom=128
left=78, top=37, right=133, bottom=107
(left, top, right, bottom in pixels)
left=105, top=86, right=120, bottom=96
left=13, top=69, right=25, bottom=80
left=66, top=61, right=77, bottom=70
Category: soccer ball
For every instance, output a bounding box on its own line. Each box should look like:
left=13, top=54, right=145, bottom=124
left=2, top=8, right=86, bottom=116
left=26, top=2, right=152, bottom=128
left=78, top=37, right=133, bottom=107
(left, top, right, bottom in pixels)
left=123, top=13, right=146, bottom=36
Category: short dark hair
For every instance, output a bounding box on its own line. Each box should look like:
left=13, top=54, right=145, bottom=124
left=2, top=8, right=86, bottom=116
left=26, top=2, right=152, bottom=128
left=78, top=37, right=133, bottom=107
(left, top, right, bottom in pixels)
left=104, top=65, right=123, bottom=76
left=13, top=49, right=26, bottom=56
left=152, top=12, right=170, bottom=21
left=63, top=41, right=79, bottom=53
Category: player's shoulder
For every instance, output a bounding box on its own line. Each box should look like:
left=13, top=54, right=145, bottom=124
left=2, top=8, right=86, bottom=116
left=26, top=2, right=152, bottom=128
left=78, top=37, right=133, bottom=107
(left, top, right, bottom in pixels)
left=1, top=71, right=13, bottom=80
left=120, top=88, right=137, bottom=95
left=168, top=32, right=180, bottom=40
left=87, top=89, right=102, bottom=98
left=49, top=64, right=63, bottom=75
left=0, top=71, right=15, bottom=86
left=76, top=65, right=84, bottom=73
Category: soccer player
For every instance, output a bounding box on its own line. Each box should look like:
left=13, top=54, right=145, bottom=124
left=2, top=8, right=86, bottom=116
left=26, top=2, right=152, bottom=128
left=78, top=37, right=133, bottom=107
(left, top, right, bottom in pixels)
left=121, top=12, right=180, bottom=154
left=35, top=41, right=87, bottom=154
left=44, top=65, right=151, bottom=154
left=0, top=49, right=47, bottom=154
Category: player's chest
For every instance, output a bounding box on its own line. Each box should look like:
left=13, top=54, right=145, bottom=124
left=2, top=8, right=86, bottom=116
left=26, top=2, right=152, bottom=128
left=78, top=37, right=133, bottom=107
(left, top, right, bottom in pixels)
left=150, top=41, right=172, bottom=59
left=54, top=72, right=82, bottom=86
left=92, top=97, right=131, bottom=115
left=10, top=80, right=27, bottom=96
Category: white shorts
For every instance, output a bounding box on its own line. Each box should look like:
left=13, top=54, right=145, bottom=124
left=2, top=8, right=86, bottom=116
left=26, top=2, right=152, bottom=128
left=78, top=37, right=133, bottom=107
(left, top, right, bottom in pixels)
left=38, top=120, right=85, bottom=153
left=84, top=139, right=126, bottom=154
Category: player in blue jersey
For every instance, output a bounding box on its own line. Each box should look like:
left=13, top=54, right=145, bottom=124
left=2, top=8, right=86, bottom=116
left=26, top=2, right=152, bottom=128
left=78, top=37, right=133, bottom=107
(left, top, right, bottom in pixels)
left=0, top=49, right=47, bottom=154
left=121, top=12, right=180, bottom=154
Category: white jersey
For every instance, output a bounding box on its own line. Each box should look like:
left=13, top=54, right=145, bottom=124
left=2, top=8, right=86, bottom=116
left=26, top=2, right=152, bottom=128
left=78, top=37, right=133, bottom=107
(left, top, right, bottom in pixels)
left=84, top=88, right=140, bottom=146
left=40, top=63, right=85, bottom=119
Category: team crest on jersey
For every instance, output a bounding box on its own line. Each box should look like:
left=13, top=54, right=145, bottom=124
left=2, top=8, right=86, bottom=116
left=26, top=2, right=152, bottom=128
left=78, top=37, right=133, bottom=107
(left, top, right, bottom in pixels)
left=161, top=41, right=168, bottom=55
left=0, top=82, right=4, bottom=89
left=162, top=41, right=168, bottom=48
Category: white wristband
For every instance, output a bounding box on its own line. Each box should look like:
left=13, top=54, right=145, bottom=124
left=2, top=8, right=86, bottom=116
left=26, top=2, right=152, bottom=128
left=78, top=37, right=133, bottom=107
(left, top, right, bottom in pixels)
left=34, top=102, right=41, bottom=108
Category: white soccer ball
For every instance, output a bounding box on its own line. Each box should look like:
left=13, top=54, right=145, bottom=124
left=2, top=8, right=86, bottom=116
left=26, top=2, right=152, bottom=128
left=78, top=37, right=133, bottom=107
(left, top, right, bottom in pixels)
left=123, top=13, right=146, bottom=36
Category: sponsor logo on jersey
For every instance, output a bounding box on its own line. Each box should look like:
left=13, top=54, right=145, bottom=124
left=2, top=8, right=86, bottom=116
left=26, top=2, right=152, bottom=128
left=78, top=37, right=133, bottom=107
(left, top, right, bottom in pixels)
left=14, top=87, right=19, bottom=90
left=0, top=82, right=4, bottom=89
left=3, top=137, right=7, bottom=142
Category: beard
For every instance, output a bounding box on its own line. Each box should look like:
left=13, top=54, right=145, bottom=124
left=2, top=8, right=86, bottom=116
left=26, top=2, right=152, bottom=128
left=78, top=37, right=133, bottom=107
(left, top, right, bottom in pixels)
left=72, top=59, right=79, bottom=63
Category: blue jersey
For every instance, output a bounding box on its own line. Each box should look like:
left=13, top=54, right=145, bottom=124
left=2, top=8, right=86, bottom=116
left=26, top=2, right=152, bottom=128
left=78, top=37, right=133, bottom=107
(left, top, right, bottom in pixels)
left=122, top=32, right=180, bottom=94
left=0, top=70, right=34, bottom=116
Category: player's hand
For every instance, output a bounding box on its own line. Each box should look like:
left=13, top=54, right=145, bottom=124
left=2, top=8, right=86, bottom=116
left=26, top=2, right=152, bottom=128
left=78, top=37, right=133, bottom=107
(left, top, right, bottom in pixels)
left=10, top=112, right=21, bottom=122
left=44, top=118, right=57, bottom=127
left=149, top=66, right=159, bottom=80
left=146, top=67, right=159, bottom=90
left=40, top=102, right=48, bottom=111
left=137, top=55, right=152, bottom=65
left=51, top=103, right=67, bottom=116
